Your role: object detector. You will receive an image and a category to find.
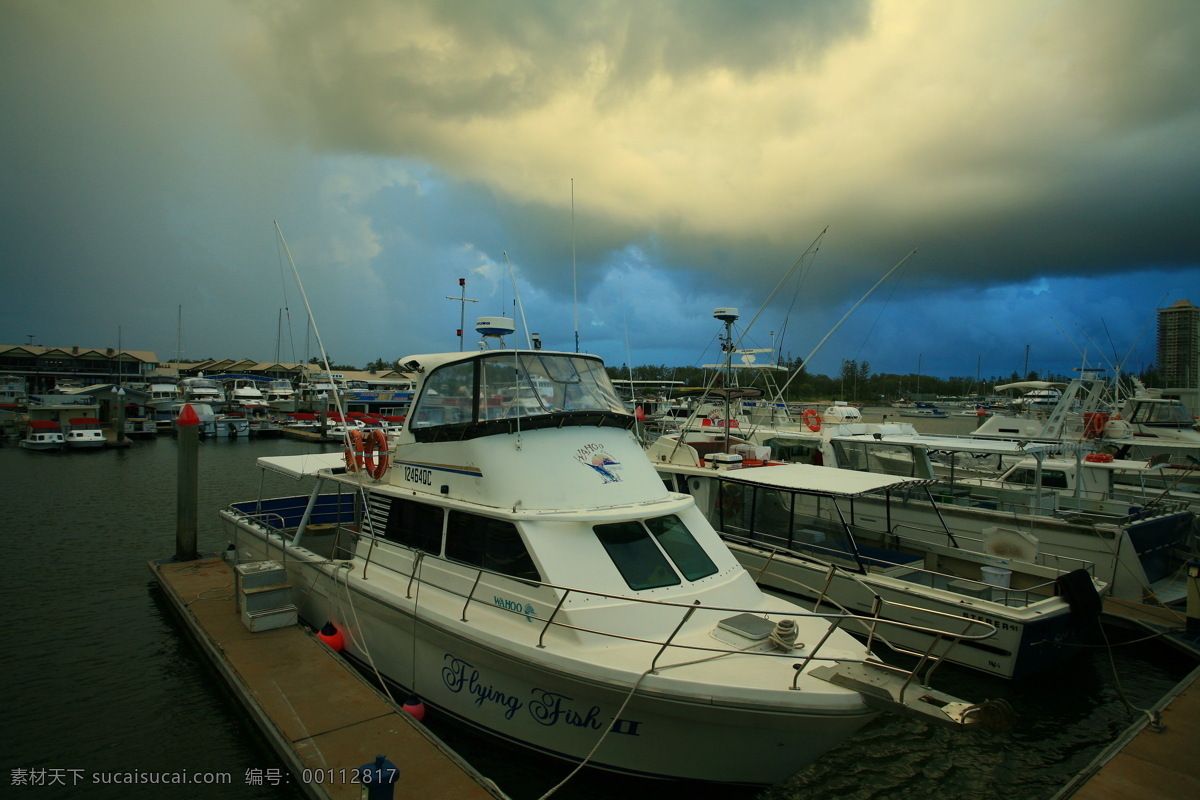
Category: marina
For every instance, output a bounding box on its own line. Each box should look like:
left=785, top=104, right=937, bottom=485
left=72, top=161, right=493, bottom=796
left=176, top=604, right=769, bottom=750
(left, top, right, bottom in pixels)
left=6, top=5, right=1200, bottom=797
left=2, top=383, right=1198, bottom=798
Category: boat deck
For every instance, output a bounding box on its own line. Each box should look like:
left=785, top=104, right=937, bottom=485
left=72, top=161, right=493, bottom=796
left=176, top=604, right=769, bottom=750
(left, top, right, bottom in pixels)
left=150, top=555, right=507, bottom=800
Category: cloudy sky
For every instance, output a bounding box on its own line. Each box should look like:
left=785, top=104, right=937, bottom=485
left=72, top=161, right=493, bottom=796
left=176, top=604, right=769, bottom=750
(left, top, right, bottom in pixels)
left=2, top=0, right=1197, bottom=383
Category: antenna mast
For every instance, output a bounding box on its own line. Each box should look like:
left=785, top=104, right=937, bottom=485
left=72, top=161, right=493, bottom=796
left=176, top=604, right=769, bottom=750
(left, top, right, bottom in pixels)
left=446, top=278, right=478, bottom=351
left=572, top=179, right=579, bottom=353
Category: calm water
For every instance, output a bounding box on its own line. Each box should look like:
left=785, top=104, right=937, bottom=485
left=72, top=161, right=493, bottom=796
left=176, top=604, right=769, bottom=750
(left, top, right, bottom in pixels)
left=1, top=413, right=1194, bottom=799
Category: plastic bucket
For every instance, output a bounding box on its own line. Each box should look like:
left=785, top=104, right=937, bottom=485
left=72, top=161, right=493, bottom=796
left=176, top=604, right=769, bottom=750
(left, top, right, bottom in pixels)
left=980, top=566, right=1012, bottom=588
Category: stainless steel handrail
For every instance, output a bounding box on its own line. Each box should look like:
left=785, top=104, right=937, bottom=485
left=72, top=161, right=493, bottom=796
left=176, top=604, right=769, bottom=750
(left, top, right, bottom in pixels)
left=223, top=503, right=1001, bottom=691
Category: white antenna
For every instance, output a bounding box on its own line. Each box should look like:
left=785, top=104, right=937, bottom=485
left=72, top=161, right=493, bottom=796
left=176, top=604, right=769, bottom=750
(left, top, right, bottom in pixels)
left=572, top=178, right=579, bottom=353
left=504, top=252, right=533, bottom=349
left=620, top=275, right=633, bottom=386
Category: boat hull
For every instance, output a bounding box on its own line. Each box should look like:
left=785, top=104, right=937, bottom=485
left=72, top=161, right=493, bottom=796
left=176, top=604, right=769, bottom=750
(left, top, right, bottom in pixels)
left=19, top=439, right=63, bottom=451
left=226, top=517, right=876, bottom=785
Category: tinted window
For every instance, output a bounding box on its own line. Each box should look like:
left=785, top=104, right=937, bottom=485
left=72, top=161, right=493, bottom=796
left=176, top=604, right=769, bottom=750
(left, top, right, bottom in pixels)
left=1004, top=468, right=1035, bottom=486
left=382, top=498, right=444, bottom=554
left=1004, top=468, right=1067, bottom=488
left=1042, top=470, right=1068, bottom=489
left=446, top=512, right=541, bottom=581
left=645, top=515, right=718, bottom=581
left=594, top=522, right=681, bottom=590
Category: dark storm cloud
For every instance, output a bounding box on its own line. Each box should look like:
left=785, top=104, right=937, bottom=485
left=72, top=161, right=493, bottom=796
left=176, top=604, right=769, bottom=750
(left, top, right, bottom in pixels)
left=1, top=1, right=1197, bottom=376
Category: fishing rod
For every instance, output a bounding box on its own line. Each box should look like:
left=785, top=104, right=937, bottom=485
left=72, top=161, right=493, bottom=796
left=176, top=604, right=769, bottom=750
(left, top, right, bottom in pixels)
left=772, top=249, right=918, bottom=402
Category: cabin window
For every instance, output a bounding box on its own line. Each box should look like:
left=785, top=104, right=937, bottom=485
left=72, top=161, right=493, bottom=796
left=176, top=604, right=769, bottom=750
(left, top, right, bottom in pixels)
left=832, top=440, right=932, bottom=479
left=409, top=352, right=629, bottom=438
left=1128, top=401, right=1192, bottom=426
left=765, top=438, right=821, bottom=465
left=411, top=361, right=475, bottom=428
left=594, top=522, right=681, bottom=590
left=645, top=515, right=718, bottom=581
left=748, top=488, right=794, bottom=549
left=1003, top=468, right=1068, bottom=489
left=445, top=512, right=541, bottom=582
left=381, top=497, right=444, bottom=554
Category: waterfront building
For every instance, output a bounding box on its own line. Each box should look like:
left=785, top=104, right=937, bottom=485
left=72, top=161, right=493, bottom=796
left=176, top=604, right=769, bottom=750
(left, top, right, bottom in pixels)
left=1157, top=298, right=1199, bottom=388
left=0, top=344, right=158, bottom=392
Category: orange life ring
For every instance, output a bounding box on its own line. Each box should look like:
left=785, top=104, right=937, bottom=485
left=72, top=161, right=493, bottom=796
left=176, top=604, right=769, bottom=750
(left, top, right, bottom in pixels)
left=343, top=429, right=365, bottom=472
left=361, top=428, right=390, bottom=480
left=1084, top=452, right=1114, bottom=463
left=802, top=409, right=822, bottom=431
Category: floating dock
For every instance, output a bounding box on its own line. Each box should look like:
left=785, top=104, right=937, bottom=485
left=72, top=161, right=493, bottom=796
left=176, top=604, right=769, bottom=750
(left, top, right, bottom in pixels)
left=150, top=555, right=508, bottom=800
left=1054, top=663, right=1200, bottom=799
left=279, top=427, right=341, bottom=443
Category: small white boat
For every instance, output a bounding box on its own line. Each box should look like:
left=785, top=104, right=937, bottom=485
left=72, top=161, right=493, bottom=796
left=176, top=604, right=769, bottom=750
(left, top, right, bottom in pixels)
left=65, top=417, right=106, bottom=449
left=20, top=420, right=65, bottom=451
left=224, top=340, right=994, bottom=785
left=898, top=406, right=947, bottom=419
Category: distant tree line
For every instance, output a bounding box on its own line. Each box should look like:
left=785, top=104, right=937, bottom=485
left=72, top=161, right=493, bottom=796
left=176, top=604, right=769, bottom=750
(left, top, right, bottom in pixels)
left=327, top=354, right=1163, bottom=401
left=603, top=357, right=1165, bottom=402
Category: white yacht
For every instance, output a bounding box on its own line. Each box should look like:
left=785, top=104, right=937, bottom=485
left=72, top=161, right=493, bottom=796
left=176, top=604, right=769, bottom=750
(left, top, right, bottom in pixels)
left=222, top=343, right=993, bottom=785
left=145, top=381, right=182, bottom=417
left=220, top=376, right=267, bottom=408
left=179, top=377, right=225, bottom=409
left=263, top=379, right=298, bottom=413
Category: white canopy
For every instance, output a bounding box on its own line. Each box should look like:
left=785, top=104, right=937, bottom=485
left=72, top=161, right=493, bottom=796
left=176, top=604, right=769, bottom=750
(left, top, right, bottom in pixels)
left=256, top=452, right=345, bottom=479
left=718, top=463, right=927, bottom=497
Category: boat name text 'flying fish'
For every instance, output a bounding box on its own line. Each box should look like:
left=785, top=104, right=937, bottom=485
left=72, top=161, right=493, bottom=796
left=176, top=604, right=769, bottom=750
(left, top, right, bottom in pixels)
left=441, top=655, right=611, bottom=732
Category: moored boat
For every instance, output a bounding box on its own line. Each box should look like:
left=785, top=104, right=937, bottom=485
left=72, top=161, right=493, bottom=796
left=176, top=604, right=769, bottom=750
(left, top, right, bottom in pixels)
left=64, top=417, right=106, bottom=449
left=222, top=342, right=997, bottom=785
left=652, top=451, right=1108, bottom=680
left=179, top=377, right=225, bottom=409
left=20, top=420, right=65, bottom=451
left=263, top=379, right=298, bottom=413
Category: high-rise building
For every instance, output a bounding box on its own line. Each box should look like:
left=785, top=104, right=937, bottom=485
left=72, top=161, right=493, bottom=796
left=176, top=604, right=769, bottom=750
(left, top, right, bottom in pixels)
left=1156, top=298, right=1199, bottom=388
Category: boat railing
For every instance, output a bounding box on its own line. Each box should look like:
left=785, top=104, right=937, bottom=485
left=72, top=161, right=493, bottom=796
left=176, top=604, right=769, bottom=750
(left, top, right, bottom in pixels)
left=440, top=556, right=993, bottom=695
left=886, top=521, right=1098, bottom=576
left=223, top=503, right=999, bottom=696
left=723, top=533, right=1000, bottom=641
left=734, top=530, right=1069, bottom=611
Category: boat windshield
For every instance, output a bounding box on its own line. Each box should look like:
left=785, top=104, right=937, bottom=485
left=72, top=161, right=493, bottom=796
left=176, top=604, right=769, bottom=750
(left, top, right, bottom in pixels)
left=1126, top=399, right=1195, bottom=427
left=410, top=352, right=629, bottom=438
